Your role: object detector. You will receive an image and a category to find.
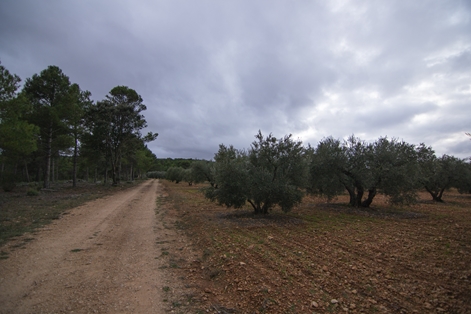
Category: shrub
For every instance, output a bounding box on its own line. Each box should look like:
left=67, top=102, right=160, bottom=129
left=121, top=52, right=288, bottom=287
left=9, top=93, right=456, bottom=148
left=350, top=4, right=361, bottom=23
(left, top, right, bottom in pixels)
left=26, top=188, right=39, bottom=196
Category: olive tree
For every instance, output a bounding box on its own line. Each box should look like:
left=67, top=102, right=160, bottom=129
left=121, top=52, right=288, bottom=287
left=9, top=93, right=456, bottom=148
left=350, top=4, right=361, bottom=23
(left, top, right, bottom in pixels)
left=309, top=135, right=419, bottom=207
left=417, top=145, right=470, bottom=202
left=166, top=166, right=184, bottom=183
left=189, top=160, right=216, bottom=186
left=205, top=131, right=309, bottom=214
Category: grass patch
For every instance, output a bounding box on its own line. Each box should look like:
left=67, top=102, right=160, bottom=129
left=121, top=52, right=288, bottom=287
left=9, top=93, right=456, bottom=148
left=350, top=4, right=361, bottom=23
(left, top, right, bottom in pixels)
left=0, top=251, right=9, bottom=260
left=0, top=181, right=141, bottom=246
left=26, top=189, right=40, bottom=196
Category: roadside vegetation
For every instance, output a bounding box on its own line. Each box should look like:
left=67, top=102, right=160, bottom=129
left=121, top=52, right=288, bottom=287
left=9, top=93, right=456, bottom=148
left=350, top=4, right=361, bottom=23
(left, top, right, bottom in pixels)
left=0, top=62, right=158, bottom=190
left=0, top=180, right=141, bottom=248
left=161, top=131, right=471, bottom=211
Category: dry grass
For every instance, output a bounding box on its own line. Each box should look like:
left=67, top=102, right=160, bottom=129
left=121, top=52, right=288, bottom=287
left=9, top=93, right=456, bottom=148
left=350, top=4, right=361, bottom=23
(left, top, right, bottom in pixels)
left=0, top=181, right=140, bottom=248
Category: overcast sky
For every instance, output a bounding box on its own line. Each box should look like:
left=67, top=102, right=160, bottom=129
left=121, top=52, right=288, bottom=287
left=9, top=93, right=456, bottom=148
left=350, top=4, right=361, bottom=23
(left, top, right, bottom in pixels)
left=1, top=0, right=470, bottom=159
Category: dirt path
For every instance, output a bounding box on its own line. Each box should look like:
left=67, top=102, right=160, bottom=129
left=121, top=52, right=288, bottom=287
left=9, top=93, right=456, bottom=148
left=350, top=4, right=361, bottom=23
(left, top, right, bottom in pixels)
left=0, top=179, right=167, bottom=314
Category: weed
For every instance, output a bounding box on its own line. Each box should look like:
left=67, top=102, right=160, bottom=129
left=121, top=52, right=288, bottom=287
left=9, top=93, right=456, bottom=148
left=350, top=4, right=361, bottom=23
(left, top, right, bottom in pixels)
left=156, top=240, right=170, bottom=244
left=0, top=251, right=8, bottom=260
left=70, top=248, right=83, bottom=253
left=26, top=189, right=39, bottom=196
left=162, top=286, right=170, bottom=292
left=172, top=301, right=182, bottom=307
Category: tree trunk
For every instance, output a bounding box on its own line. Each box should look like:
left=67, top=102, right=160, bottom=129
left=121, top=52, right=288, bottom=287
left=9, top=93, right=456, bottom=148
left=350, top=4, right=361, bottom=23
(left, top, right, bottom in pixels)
left=24, top=160, right=30, bottom=183
left=345, top=185, right=356, bottom=206
left=44, top=125, right=53, bottom=188
left=110, top=149, right=121, bottom=186
left=72, top=137, right=78, bottom=187
left=355, top=187, right=364, bottom=207
left=425, top=186, right=444, bottom=202
left=248, top=200, right=262, bottom=214
left=36, top=163, right=41, bottom=182
left=361, top=188, right=376, bottom=207
left=118, top=160, right=122, bottom=184
left=51, top=157, right=55, bottom=184
left=111, top=166, right=117, bottom=185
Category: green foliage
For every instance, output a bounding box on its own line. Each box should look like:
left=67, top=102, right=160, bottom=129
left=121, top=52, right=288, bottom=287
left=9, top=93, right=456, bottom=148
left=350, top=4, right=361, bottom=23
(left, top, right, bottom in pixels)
left=189, top=160, right=215, bottom=185
left=204, top=145, right=249, bottom=208
left=153, top=158, right=195, bottom=171
left=83, top=86, right=158, bottom=185
left=308, top=137, right=346, bottom=200
left=0, top=63, right=38, bottom=157
left=365, top=137, right=419, bottom=205
left=309, top=135, right=419, bottom=207
left=166, top=166, right=185, bottom=183
left=417, top=146, right=471, bottom=201
left=0, top=61, right=21, bottom=102
left=0, top=95, right=38, bottom=156
left=26, top=188, right=39, bottom=196
left=205, top=131, right=309, bottom=214
left=147, top=171, right=166, bottom=179
left=23, top=65, right=73, bottom=188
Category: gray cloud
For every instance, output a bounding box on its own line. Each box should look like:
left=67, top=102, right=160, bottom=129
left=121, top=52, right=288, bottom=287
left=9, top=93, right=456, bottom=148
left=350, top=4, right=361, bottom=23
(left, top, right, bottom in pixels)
left=0, top=0, right=470, bottom=159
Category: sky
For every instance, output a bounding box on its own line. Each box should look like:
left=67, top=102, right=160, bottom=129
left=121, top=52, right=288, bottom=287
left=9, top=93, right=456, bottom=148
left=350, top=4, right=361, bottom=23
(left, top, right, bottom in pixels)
left=0, top=0, right=470, bottom=160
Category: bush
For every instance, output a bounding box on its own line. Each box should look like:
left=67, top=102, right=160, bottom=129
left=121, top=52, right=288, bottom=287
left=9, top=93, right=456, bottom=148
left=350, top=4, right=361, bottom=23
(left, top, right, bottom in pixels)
left=146, top=171, right=166, bottom=179
left=26, top=188, right=39, bottom=196
left=166, top=167, right=184, bottom=183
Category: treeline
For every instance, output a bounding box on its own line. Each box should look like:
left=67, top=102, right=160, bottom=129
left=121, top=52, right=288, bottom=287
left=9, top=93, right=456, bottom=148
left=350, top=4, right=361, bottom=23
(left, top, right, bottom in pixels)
left=153, top=158, right=196, bottom=171
left=162, top=131, right=471, bottom=214
left=0, top=62, right=158, bottom=189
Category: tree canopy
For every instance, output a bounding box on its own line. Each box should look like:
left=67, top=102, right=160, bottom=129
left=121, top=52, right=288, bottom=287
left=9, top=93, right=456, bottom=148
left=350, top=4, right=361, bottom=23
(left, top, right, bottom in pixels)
left=1, top=64, right=159, bottom=188
left=310, top=136, right=420, bottom=207
left=205, top=131, right=309, bottom=214
left=83, top=86, right=158, bottom=185
left=0, top=62, right=38, bottom=158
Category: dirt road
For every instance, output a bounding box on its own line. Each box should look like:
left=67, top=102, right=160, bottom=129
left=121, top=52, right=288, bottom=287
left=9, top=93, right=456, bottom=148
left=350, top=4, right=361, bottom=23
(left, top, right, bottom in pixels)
left=0, top=179, right=168, bottom=314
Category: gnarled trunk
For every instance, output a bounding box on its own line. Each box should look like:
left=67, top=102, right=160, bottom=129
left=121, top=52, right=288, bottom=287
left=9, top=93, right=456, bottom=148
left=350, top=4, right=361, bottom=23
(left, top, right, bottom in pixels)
left=361, top=188, right=377, bottom=207
left=425, top=186, right=445, bottom=202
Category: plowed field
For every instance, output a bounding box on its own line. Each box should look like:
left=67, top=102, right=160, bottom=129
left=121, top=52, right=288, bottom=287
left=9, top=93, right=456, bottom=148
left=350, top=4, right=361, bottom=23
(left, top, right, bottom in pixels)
left=160, top=181, right=471, bottom=313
